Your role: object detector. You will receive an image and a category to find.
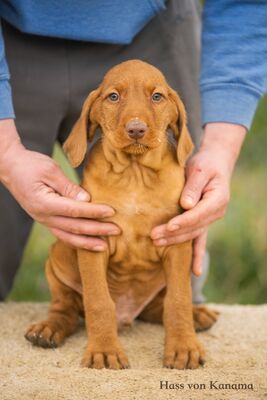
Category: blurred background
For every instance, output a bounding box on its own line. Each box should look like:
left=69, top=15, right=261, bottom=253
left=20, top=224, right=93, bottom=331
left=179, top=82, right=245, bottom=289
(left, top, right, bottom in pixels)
left=7, top=96, right=267, bottom=304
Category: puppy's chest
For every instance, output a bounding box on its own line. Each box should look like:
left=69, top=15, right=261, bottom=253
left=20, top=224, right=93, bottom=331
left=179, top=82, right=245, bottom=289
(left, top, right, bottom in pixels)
left=89, top=179, right=182, bottom=265
left=112, top=197, right=177, bottom=252
left=82, top=157, right=184, bottom=263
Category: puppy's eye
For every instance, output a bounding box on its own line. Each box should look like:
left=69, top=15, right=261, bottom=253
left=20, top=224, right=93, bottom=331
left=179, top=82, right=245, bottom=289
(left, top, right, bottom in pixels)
left=108, top=92, right=120, bottom=102
left=152, top=92, right=163, bottom=102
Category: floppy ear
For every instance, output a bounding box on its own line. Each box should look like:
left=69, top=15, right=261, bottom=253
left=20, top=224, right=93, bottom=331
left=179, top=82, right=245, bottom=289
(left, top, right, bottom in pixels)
left=63, top=89, right=100, bottom=167
left=168, top=88, right=194, bottom=167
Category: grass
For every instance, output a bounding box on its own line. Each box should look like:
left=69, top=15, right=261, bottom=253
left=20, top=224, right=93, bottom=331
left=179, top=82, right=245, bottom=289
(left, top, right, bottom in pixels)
left=8, top=96, right=267, bottom=304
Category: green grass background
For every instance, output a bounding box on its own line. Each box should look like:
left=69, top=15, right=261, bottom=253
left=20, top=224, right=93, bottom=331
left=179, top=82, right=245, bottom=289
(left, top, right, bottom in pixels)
left=8, top=96, right=267, bottom=304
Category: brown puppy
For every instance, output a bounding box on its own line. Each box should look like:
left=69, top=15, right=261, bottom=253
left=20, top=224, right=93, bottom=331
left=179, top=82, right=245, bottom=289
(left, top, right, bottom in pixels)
left=25, top=60, right=217, bottom=370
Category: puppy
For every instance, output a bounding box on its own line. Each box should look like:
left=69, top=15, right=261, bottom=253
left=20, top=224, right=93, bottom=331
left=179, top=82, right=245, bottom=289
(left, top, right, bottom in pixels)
left=25, top=60, right=217, bottom=369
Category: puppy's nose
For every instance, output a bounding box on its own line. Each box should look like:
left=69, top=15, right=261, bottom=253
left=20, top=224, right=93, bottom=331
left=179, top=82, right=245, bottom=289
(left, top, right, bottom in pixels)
left=126, top=120, right=147, bottom=140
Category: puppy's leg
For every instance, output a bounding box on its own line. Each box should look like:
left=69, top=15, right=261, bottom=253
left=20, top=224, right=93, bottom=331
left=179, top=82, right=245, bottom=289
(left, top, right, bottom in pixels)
left=25, top=256, right=82, bottom=348
left=78, top=249, right=129, bottom=370
left=162, top=243, right=205, bottom=369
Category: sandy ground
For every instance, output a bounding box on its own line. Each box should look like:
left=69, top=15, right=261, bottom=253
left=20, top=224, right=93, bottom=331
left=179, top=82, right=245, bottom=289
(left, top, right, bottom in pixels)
left=0, top=303, right=266, bottom=400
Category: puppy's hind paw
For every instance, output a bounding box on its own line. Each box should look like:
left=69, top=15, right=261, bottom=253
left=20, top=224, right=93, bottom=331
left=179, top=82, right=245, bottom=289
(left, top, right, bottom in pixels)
left=193, top=305, right=219, bottom=332
left=25, top=321, right=66, bottom=348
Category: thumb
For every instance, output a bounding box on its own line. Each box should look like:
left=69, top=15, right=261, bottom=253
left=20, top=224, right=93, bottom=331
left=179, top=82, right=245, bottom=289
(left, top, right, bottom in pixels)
left=47, top=166, right=90, bottom=201
left=180, top=168, right=208, bottom=210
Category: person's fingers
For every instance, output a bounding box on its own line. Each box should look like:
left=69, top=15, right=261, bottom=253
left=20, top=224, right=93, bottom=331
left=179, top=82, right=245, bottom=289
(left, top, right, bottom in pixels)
left=191, top=230, right=208, bottom=277
left=150, top=195, right=216, bottom=241
left=153, top=228, right=205, bottom=247
left=166, top=191, right=226, bottom=233
left=151, top=211, right=214, bottom=240
left=35, top=191, right=115, bottom=220
left=180, top=166, right=210, bottom=210
left=43, top=163, right=90, bottom=201
left=151, top=219, right=209, bottom=241
left=150, top=223, right=167, bottom=240
left=46, top=216, right=120, bottom=236
left=49, top=227, right=108, bottom=251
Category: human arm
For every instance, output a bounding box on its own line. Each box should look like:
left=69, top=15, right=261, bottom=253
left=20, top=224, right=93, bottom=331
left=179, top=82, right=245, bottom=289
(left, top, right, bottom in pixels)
left=0, top=19, right=120, bottom=250
left=0, top=119, right=120, bottom=250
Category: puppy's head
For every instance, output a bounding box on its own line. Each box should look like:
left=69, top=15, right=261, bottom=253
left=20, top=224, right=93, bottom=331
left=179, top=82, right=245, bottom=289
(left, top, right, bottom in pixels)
left=64, top=60, right=193, bottom=167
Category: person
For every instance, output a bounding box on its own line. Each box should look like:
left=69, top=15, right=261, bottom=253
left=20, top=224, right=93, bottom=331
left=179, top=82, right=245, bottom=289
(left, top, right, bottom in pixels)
left=0, top=0, right=266, bottom=301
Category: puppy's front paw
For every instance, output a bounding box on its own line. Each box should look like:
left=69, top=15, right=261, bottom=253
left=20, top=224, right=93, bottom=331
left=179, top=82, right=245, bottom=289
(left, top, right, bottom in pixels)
left=164, top=337, right=205, bottom=369
left=82, top=343, right=130, bottom=370
left=25, top=321, right=65, bottom=348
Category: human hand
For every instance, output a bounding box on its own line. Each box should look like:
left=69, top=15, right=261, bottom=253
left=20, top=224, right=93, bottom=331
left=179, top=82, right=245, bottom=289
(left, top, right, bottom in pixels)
left=0, top=119, right=119, bottom=251
left=151, top=123, right=247, bottom=275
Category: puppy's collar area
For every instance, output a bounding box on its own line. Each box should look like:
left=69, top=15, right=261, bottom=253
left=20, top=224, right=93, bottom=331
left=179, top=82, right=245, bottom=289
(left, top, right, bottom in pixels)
left=98, top=134, right=176, bottom=174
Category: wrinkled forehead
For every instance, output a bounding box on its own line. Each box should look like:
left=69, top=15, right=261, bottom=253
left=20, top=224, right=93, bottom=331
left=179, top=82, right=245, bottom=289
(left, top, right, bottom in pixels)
left=100, top=62, right=168, bottom=92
